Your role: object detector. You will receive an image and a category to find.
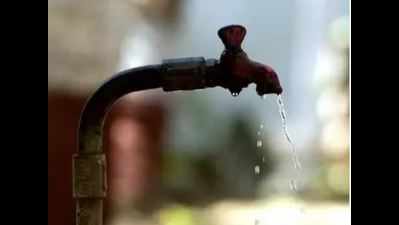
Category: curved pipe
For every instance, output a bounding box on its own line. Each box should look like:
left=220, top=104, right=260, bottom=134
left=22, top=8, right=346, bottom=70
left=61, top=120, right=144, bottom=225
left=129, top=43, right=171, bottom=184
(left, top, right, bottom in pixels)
left=74, top=65, right=163, bottom=225
left=74, top=58, right=216, bottom=225
left=78, top=65, right=162, bottom=155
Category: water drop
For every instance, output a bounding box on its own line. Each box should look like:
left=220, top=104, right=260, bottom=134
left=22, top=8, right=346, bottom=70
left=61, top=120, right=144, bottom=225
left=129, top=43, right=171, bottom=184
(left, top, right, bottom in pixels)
left=260, top=124, right=264, bottom=129
left=262, top=157, right=265, bottom=162
left=256, top=140, right=262, bottom=148
left=289, top=179, right=298, bottom=193
left=254, top=165, right=260, bottom=174
left=257, top=131, right=261, bottom=136
left=292, top=155, right=302, bottom=170
left=261, top=95, right=266, bottom=99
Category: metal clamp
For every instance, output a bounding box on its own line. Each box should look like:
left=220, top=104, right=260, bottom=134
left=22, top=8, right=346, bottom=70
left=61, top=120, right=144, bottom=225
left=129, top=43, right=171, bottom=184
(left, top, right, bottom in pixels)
left=161, top=57, right=207, bottom=91
left=73, top=154, right=107, bottom=198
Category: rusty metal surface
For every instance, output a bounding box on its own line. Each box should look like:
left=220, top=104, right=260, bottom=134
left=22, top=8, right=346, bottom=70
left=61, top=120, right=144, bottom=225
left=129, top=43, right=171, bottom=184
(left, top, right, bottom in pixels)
left=73, top=154, right=107, bottom=198
left=76, top=199, right=103, bottom=225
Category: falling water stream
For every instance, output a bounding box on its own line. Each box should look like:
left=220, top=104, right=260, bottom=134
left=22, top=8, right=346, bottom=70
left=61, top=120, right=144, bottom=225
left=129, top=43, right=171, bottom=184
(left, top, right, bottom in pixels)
left=277, top=95, right=302, bottom=171
left=254, top=94, right=304, bottom=225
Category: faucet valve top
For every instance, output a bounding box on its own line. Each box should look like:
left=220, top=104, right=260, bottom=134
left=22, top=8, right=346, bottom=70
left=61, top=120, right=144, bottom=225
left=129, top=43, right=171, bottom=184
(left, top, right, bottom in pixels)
left=218, top=24, right=246, bottom=53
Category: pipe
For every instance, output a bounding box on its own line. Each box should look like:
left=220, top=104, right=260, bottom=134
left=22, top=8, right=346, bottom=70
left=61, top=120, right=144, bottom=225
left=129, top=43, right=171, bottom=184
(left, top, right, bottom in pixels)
left=73, top=25, right=283, bottom=225
left=78, top=65, right=163, bottom=155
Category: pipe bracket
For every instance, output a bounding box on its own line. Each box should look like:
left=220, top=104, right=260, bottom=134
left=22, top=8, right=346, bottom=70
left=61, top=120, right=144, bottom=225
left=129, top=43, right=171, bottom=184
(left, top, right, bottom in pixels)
left=73, top=154, right=107, bottom=198
left=161, top=57, right=207, bottom=91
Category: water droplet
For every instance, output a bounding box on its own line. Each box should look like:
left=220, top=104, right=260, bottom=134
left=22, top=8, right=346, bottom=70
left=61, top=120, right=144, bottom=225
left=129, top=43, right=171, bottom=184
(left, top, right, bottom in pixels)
left=254, top=165, right=260, bottom=174
left=260, top=124, right=264, bottom=129
left=257, top=131, right=261, bottom=136
left=289, top=179, right=298, bottom=192
left=256, top=140, right=262, bottom=147
left=292, top=155, right=302, bottom=170
left=261, top=95, right=267, bottom=99
left=262, top=157, right=265, bottom=162
left=232, top=92, right=240, bottom=97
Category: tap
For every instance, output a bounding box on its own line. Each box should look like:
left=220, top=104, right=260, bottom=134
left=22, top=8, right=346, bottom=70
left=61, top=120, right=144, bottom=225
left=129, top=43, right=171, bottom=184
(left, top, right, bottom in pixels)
left=216, top=24, right=283, bottom=96
left=162, top=24, right=283, bottom=96
left=73, top=25, right=283, bottom=225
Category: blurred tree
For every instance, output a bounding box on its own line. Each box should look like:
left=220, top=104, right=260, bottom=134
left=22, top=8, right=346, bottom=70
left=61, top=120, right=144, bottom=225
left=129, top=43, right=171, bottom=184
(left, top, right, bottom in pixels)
left=160, top=110, right=276, bottom=206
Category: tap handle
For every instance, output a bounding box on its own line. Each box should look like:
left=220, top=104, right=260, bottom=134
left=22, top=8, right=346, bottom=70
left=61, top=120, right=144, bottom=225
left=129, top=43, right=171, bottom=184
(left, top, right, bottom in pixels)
left=217, top=25, right=246, bottom=52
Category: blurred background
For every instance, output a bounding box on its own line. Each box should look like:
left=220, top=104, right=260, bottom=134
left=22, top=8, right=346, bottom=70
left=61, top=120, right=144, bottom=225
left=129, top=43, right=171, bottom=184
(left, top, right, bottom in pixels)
left=48, top=0, right=349, bottom=225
